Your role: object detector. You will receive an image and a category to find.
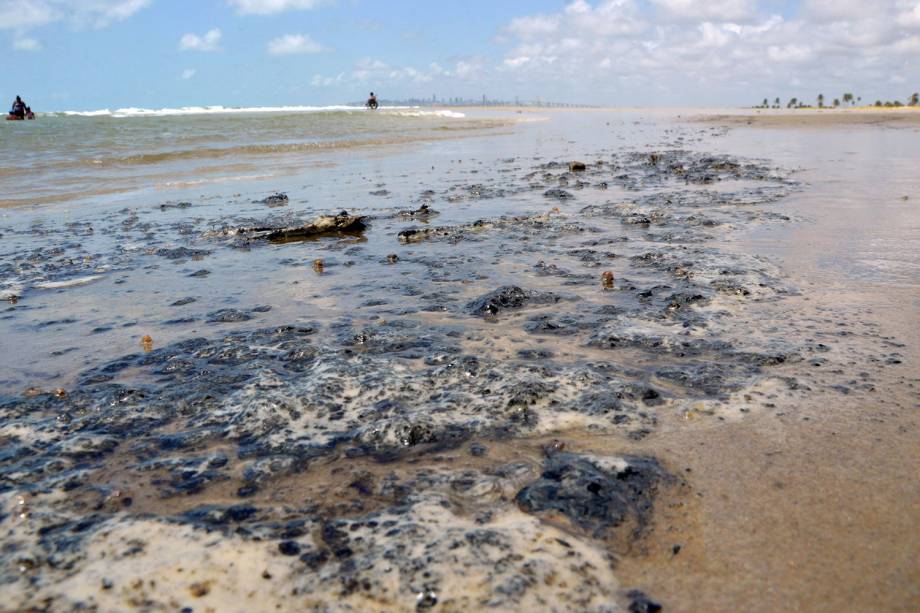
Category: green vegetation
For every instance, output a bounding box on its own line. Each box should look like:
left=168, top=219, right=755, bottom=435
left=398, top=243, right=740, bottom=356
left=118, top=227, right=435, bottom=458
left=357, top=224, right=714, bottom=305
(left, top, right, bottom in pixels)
left=754, top=90, right=919, bottom=109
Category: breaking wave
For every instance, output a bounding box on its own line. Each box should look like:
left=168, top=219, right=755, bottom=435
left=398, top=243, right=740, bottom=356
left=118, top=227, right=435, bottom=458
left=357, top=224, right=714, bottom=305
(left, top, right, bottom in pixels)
left=56, top=105, right=466, bottom=119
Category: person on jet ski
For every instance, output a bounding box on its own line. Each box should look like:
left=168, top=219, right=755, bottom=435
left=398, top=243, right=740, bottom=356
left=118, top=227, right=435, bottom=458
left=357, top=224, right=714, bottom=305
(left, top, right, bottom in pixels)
left=366, top=92, right=378, bottom=110
left=9, top=96, right=26, bottom=119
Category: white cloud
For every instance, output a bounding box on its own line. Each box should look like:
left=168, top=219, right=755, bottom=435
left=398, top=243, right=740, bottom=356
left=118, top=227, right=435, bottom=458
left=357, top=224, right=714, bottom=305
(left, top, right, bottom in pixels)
left=311, top=72, right=346, bottom=87
left=504, top=56, right=531, bottom=68
left=310, top=57, right=483, bottom=88
left=897, top=2, right=920, bottom=28
left=227, top=0, right=326, bottom=15
left=95, top=0, right=150, bottom=24
left=348, top=58, right=404, bottom=82
left=507, top=15, right=560, bottom=38
left=12, top=36, right=41, bottom=51
left=179, top=28, right=222, bottom=52
left=800, top=0, right=878, bottom=22
left=266, top=33, right=327, bottom=55
left=453, top=58, right=486, bottom=79
left=560, top=0, right=647, bottom=37
left=891, top=34, right=920, bottom=53
left=0, top=0, right=149, bottom=31
left=494, top=0, right=920, bottom=104
left=650, top=0, right=759, bottom=22
left=698, top=22, right=733, bottom=47
left=767, top=43, right=812, bottom=63
left=0, top=3, right=57, bottom=30
left=181, top=68, right=196, bottom=80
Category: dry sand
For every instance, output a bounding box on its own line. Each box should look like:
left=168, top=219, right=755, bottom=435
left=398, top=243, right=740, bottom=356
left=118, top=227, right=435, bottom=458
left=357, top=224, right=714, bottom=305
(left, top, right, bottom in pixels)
left=700, top=107, right=920, bottom=128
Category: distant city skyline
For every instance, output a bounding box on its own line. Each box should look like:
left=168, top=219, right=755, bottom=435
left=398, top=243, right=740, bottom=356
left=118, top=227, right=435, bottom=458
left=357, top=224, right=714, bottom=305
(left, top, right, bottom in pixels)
left=2, top=0, right=919, bottom=111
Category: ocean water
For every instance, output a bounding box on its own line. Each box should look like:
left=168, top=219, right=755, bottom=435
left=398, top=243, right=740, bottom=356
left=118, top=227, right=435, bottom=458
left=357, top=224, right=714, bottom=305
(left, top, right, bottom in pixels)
left=0, top=106, right=488, bottom=208
left=0, top=108, right=701, bottom=387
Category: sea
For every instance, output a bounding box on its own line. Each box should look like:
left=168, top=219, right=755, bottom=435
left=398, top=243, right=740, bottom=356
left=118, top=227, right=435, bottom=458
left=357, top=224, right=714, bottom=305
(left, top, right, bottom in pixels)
left=1, top=105, right=480, bottom=208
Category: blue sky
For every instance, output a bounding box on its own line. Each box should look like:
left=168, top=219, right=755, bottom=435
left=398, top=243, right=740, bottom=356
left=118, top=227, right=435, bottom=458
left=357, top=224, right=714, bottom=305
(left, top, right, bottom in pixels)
left=2, top=0, right=919, bottom=110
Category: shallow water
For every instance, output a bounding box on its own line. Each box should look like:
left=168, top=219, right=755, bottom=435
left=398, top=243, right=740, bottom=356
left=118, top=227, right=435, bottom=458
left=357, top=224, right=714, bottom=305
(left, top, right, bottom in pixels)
left=0, top=107, right=503, bottom=208
left=0, top=109, right=918, bottom=611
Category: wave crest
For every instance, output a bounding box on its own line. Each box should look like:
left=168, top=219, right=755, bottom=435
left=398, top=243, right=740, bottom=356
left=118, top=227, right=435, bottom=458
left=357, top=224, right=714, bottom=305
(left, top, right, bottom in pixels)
left=56, top=105, right=466, bottom=119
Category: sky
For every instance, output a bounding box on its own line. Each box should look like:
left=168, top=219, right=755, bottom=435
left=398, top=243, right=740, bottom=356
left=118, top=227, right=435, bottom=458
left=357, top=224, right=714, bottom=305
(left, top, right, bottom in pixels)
left=1, top=0, right=919, bottom=110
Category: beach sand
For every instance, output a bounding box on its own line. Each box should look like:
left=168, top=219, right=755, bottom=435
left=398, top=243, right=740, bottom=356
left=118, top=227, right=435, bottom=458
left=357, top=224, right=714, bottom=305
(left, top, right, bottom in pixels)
left=1, top=108, right=918, bottom=611
left=701, top=106, right=920, bottom=127
left=621, top=111, right=920, bottom=610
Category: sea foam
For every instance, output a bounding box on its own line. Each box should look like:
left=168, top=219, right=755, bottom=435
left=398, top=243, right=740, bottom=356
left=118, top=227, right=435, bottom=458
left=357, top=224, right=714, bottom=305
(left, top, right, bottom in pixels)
left=58, top=105, right=466, bottom=119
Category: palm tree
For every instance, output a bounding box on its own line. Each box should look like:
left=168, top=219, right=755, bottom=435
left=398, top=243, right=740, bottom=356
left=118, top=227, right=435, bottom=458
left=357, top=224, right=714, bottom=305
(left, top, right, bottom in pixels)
left=833, top=98, right=840, bottom=108
left=787, top=97, right=798, bottom=109
left=842, top=93, right=854, bottom=106
left=817, top=93, right=824, bottom=108
left=909, top=93, right=919, bottom=106
left=774, top=97, right=780, bottom=108
left=762, top=98, right=769, bottom=108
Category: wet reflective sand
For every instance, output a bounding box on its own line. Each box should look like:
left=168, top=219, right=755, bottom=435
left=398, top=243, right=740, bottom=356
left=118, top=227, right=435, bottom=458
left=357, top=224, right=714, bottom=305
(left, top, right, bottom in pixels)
left=0, top=109, right=918, bottom=611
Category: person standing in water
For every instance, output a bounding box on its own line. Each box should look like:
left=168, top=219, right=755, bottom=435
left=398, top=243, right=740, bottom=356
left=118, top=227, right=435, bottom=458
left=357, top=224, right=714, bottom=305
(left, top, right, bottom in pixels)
left=9, top=96, right=26, bottom=119
left=366, top=92, right=378, bottom=110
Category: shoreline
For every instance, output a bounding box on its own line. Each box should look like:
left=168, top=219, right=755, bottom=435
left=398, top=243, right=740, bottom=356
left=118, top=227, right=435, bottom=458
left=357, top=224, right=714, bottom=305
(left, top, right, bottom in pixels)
left=0, top=111, right=519, bottom=211
left=694, top=106, right=920, bottom=127
left=0, top=109, right=918, bottom=610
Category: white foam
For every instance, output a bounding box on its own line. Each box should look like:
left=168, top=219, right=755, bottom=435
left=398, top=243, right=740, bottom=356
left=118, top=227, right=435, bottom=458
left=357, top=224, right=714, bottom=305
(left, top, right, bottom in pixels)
left=156, top=173, right=276, bottom=189
left=56, top=105, right=466, bottom=119
left=63, top=105, right=364, bottom=118
left=0, top=284, right=24, bottom=301
left=34, top=275, right=104, bottom=289
left=0, top=423, right=60, bottom=444
left=61, top=109, right=113, bottom=117
left=3, top=497, right=621, bottom=611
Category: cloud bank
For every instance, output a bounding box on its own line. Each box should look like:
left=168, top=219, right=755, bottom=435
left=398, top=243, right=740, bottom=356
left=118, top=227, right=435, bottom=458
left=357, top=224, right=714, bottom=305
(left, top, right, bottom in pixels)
left=494, top=0, right=920, bottom=104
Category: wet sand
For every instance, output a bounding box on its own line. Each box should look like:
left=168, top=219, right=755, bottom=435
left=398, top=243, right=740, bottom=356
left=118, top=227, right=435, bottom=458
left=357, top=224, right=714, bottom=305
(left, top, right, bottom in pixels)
left=618, top=114, right=920, bottom=611
left=1, top=109, right=918, bottom=611
left=617, top=304, right=920, bottom=611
